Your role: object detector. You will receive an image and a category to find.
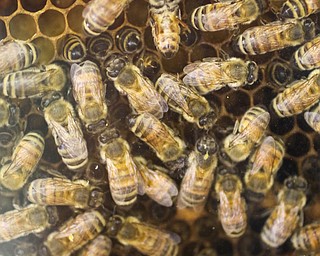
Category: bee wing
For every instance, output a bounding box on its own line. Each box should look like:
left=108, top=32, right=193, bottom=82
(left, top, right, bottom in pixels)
left=0, top=160, right=23, bottom=180
left=183, top=61, right=225, bottom=89
left=107, top=151, right=138, bottom=203
left=51, top=117, right=87, bottom=158
left=236, top=111, right=270, bottom=143
left=201, top=1, right=245, bottom=31
left=132, top=222, right=181, bottom=245
left=300, top=39, right=320, bottom=66
left=71, top=64, right=105, bottom=110
left=128, top=73, right=168, bottom=116
left=141, top=168, right=178, bottom=207
left=250, top=136, right=276, bottom=175
left=282, top=77, right=320, bottom=110
left=304, top=110, right=320, bottom=129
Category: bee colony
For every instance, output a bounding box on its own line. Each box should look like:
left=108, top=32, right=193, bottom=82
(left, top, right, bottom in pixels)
left=0, top=0, right=320, bottom=255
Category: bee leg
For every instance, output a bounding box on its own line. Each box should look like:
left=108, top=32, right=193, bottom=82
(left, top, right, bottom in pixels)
left=218, top=49, right=230, bottom=60
left=298, top=210, right=304, bottom=227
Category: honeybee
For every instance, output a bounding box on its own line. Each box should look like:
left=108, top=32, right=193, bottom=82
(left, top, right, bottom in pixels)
left=134, top=156, right=178, bottom=207
left=26, top=178, right=104, bottom=209
left=99, top=128, right=139, bottom=206
left=191, top=0, right=267, bottom=32
left=41, top=92, right=88, bottom=171
left=223, top=106, right=270, bottom=162
left=266, top=58, right=293, bottom=87
left=0, top=204, right=57, bottom=243
left=87, top=32, right=114, bottom=59
left=182, top=57, right=259, bottom=95
left=104, top=52, right=128, bottom=80
left=304, top=102, right=320, bottom=133
left=0, top=40, right=38, bottom=76
left=134, top=50, right=161, bottom=79
left=127, top=112, right=186, bottom=164
left=0, top=131, right=44, bottom=191
left=82, top=0, right=131, bottom=36
left=177, top=135, right=218, bottom=211
left=0, top=97, right=19, bottom=128
left=291, top=222, right=320, bottom=252
left=215, top=168, right=247, bottom=238
left=149, top=0, right=182, bottom=59
left=79, top=235, right=112, bottom=256
left=155, top=73, right=217, bottom=129
left=280, top=0, right=320, bottom=18
left=261, top=176, right=307, bottom=248
left=71, top=60, right=108, bottom=133
left=292, top=35, right=320, bottom=71
left=234, top=19, right=315, bottom=55
left=44, top=210, right=106, bottom=256
left=116, top=26, right=143, bottom=54
left=114, top=64, right=168, bottom=118
left=60, top=34, right=86, bottom=63
left=244, top=136, right=285, bottom=198
left=272, top=69, right=320, bottom=117
left=106, top=215, right=180, bottom=256
left=0, top=63, right=67, bottom=99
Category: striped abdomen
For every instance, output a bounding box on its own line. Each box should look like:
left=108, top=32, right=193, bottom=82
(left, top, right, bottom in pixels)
left=291, top=222, right=320, bottom=251
left=238, top=106, right=270, bottom=143
left=292, top=35, right=320, bottom=70
left=45, top=210, right=106, bottom=256
left=304, top=103, right=320, bottom=133
left=0, top=131, right=44, bottom=190
left=107, top=157, right=138, bottom=206
left=118, top=221, right=179, bottom=256
left=177, top=153, right=216, bottom=210
left=0, top=205, right=49, bottom=243
left=261, top=204, right=300, bottom=247
left=0, top=41, right=38, bottom=76
left=79, top=235, right=112, bottom=256
left=27, top=178, right=92, bottom=209
left=281, top=0, right=320, bottom=18
left=82, top=0, right=128, bottom=36
left=272, top=69, right=320, bottom=117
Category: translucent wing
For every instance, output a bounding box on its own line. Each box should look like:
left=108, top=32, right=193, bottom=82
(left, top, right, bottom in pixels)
left=250, top=136, right=276, bottom=175
left=300, top=38, right=320, bottom=66
left=304, top=110, right=320, bottom=132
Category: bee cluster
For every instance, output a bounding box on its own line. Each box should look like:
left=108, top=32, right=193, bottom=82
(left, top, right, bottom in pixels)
left=0, top=0, right=320, bottom=256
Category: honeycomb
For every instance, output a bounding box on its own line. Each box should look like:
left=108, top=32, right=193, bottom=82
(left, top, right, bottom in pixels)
left=0, top=0, right=319, bottom=256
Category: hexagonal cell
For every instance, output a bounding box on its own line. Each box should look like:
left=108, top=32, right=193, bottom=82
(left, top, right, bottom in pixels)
left=180, top=24, right=199, bottom=48
left=0, top=20, right=7, bottom=40
left=144, top=26, right=157, bottom=51
left=39, top=10, right=66, bottom=37
left=67, top=5, right=85, bottom=34
left=21, top=0, right=47, bottom=12
left=31, top=37, right=55, bottom=64
left=9, top=14, right=37, bottom=40
left=0, top=0, right=18, bottom=16
left=302, top=156, right=320, bottom=193
left=25, top=114, right=48, bottom=136
left=162, top=48, right=188, bottom=73
left=126, top=0, right=148, bottom=27
left=51, top=0, right=76, bottom=8
left=296, top=113, right=315, bottom=133
left=253, top=86, right=277, bottom=107
left=224, top=90, right=251, bottom=116
left=276, top=157, right=298, bottom=183
left=269, top=115, right=294, bottom=135
left=286, top=132, right=310, bottom=157
left=190, top=43, right=217, bottom=62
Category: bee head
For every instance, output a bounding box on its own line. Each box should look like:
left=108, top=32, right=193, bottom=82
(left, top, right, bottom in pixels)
left=89, top=188, right=105, bottom=208
left=199, top=111, right=217, bottom=130
left=87, top=119, right=108, bottom=134
left=246, top=61, right=259, bottom=85
left=106, top=215, right=124, bottom=237
left=284, top=176, right=308, bottom=192
left=46, top=206, right=59, bottom=226
left=104, top=53, right=128, bottom=80
left=98, top=128, right=120, bottom=145
left=126, top=113, right=138, bottom=129
left=196, top=134, right=218, bottom=156
left=40, top=92, right=62, bottom=111
left=302, top=18, right=315, bottom=41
